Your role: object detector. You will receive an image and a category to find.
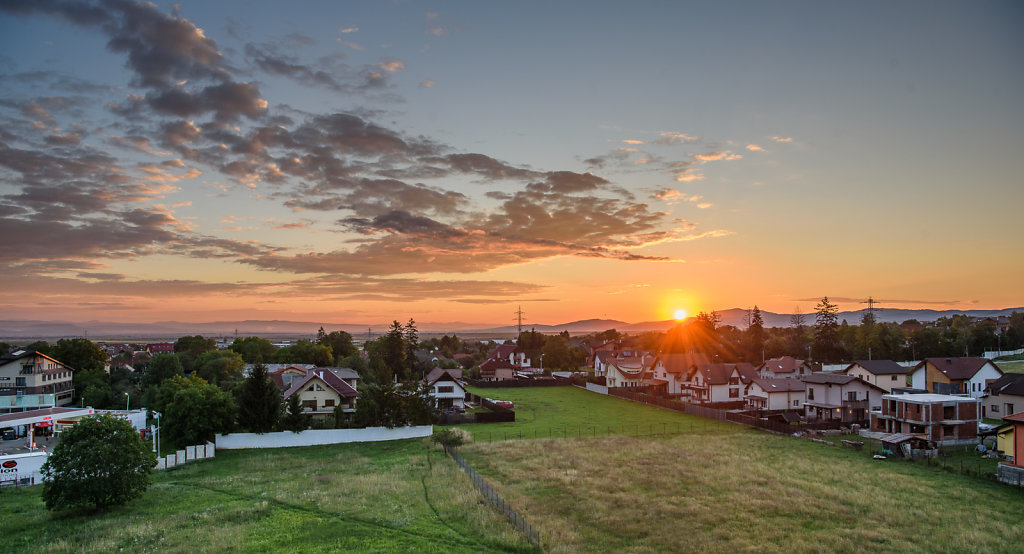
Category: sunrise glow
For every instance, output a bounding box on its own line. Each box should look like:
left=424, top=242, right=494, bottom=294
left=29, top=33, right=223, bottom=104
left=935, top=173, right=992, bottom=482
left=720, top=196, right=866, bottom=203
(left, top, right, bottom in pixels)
left=674, top=309, right=689, bottom=321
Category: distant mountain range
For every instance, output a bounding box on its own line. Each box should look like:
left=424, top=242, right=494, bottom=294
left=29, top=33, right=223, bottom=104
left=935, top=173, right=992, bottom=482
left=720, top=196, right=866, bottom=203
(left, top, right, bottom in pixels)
left=2, top=307, right=1021, bottom=340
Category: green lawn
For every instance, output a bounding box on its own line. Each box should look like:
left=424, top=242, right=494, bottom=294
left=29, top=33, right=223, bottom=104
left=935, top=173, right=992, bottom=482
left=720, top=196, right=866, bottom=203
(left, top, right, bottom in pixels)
left=456, top=385, right=737, bottom=442
left=0, top=439, right=535, bottom=553
left=995, top=359, right=1024, bottom=374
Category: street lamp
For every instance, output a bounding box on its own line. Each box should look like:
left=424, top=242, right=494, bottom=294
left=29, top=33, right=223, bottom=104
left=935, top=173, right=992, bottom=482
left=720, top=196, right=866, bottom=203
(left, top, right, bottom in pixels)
left=152, top=411, right=161, bottom=457
left=124, top=391, right=130, bottom=411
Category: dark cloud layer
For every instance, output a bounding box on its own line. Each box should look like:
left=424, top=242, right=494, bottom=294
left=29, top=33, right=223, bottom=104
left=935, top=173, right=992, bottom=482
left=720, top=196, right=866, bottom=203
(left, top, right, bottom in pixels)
left=0, top=0, right=724, bottom=306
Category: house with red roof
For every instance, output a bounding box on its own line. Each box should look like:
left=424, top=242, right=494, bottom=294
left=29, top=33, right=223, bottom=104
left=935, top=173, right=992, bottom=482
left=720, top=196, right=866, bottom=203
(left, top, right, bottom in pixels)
left=426, top=370, right=466, bottom=411
left=648, top=352, right=710, bottom=397
left=282, top=368, right=359, bottom=419
left=604, top=353, right=655, bottom=388
left=757, top=356, right=816, bottom=379
left=146, top=343, right=175, bottom=354
left=908, top=357, right=1003, bottom=398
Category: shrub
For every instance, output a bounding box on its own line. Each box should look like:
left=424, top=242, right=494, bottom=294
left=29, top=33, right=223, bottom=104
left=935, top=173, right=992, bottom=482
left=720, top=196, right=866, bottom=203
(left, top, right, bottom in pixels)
left=432, top=427, right=472, bottom=449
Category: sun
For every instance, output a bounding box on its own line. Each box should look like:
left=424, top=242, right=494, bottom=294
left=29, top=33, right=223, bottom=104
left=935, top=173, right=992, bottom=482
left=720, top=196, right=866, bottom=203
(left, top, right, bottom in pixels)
left=673, top=309, right=688, bottom=321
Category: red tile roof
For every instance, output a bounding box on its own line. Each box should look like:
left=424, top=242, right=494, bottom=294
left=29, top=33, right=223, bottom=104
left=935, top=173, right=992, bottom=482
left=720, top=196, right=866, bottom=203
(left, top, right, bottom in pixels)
left=917, top=357, right=1001, bottom=381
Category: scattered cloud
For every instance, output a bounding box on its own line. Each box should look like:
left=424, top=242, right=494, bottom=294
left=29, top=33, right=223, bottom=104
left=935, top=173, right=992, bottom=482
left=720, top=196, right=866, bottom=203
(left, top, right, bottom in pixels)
left=745, top=144, right=764, bottom=152
left=419, top=79, right=435, bottom=88
left=339, top=26, right=359, bottom=34
left=771, top=136, right=793, bottom=143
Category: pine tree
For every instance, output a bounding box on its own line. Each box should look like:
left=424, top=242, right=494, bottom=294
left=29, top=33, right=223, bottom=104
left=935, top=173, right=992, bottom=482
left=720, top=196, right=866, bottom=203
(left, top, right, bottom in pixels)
left=814, top=297, right=840, bottom=362
left=236, top=362, right=281, bottom=433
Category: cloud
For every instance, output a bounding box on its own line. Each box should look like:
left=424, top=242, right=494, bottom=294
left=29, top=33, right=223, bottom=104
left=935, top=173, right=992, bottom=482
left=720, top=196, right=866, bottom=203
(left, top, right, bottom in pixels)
left=745, top=144, right=764, bottom=152
left=651, top=188, right=708, bottom=207
left=656, top=132, right=698, bottom=144
left=692, top=150, right=741, bottom=163
left=419, top=79, right=435, bottom=88
left=675, top=172, right=705, bottom=183
left=339, top=26, right=359, bottom=34
left=622, top=139, right=645, bottom=145
left=771, top=136, right=793, bottom=143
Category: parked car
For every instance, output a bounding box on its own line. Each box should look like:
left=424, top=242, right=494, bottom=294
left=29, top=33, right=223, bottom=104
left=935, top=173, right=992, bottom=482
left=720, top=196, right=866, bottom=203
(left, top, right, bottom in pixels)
left=1, top=428, right=18, bottom=440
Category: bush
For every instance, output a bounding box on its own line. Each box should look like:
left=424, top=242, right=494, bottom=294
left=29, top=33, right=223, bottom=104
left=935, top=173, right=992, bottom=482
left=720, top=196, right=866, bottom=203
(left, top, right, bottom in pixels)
left=41, top=414, right=156, bottom=512
left=432, top=427, right=472, bottom=449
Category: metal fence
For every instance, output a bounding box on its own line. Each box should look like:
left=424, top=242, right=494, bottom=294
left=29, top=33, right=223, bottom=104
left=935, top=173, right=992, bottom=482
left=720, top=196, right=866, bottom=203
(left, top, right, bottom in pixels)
left=445, top=446, right=542, bottom=549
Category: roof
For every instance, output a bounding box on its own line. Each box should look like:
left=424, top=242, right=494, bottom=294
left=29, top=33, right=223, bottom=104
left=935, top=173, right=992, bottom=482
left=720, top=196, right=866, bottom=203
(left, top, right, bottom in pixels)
left=752, top=378, right=806, bottom=393
left=800, top=373, right=888, bottom=392
left=653, top=352, right=711, bottom=375
left=0, top=350, right=75, bottom=371
left=489, top=344, right=518, bottom=360
left=480, top=358, right=514, bottom=371
left=691, top=363, right=747, bottom=386
left=916, top=357, right=1001, bottom=381
left=881, top=393, right=979, bottom=404
left=758, top=356, right=807, bottom=374
left=847, top=360, right=908, bottom=375
left=985, top=373, right=1024, bottom=397
left=879, top=433, right=925, bottom=444
left=427, top=370, right=465, bottom=388
left=425, top=367, right=463, bottom=383
left=1003, top=411, right=1024, bottom=423
left=0, top=407, right=96, bottom=427
left=282, top=369, right=358, bottom=400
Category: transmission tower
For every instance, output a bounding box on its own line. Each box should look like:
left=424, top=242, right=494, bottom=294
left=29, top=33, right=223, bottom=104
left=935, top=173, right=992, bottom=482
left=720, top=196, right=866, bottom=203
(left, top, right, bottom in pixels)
left=513, top=305, right=526, bottom=335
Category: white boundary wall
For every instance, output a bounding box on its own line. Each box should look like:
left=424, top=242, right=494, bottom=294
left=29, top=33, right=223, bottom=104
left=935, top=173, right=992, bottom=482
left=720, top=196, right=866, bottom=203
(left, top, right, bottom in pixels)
left=155, top=441, right=215, bottom=470
left=215, top=425, right=433, bottom=450
left=585, top=382, right=608, bottom=395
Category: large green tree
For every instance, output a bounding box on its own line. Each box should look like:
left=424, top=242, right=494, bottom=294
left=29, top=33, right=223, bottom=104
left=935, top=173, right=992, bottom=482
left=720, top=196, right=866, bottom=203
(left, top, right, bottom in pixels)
left=142, top=353, right=184, bottom=388
left=316, top=328, right=358, bottom=363
left=194, top=349, right=246, bottom=388
left=236, top=363, right=281, bottom=433
left=229, top=336, right=278, bottom=363
left=747, top=306, right=765, bottom=362
left=174, top=335, right=217, bottom=371
left=52, top=338, right=107, bottom=372
left=272, top=340, right=333, bottom=366
left=41, top=414, right=156, bottom=512
left=160, top=375, right=236, bottom=445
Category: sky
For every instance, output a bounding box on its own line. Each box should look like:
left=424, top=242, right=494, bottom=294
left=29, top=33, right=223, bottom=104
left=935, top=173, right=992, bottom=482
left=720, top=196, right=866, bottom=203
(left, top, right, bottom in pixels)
left=1, top=0, right=1022, bottom=329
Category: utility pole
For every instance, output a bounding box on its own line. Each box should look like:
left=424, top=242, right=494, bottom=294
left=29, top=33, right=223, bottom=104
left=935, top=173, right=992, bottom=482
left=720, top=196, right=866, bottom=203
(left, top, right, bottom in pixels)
left=513, top=305, right=526, bottom=335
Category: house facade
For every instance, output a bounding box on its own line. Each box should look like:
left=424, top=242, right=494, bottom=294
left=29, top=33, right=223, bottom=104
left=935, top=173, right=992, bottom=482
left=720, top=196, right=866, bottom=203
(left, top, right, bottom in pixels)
left=842, top=360, right=910, bottom=393
left=605, top=355, right=654, bottom=388
left=800, top=373, right=885, bottom=422
left=746, top=378, right=806, bottom=411
left=998, top=411, right=1024, bottom=487
left=687, top=363, right=758, bottom=404
left=870, top=393, right=980, bottom=446
left=282, top=369, right=359, bottom=418
left=427, top=370, right=466, bottom=411
left=908, top=357, right=1003, bottom=398
left=648, top=352, right=711, bottom=397
left=983, top=373, right=1024, bottom=419
left=0, top=350, right=76, bottom=407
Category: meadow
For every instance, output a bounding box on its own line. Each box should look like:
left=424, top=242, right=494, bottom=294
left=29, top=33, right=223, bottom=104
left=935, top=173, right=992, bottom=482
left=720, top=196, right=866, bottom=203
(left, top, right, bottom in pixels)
left=0, top=440, right=534, bottom=553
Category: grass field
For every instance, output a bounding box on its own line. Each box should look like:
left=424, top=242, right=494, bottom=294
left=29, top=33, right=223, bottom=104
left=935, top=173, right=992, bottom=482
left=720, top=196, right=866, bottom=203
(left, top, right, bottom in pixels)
left=0, top=439, right=535, bottom=553
left=459, top=386, right=737, bottom=442
left=995, top=359, right=1024, bottom=373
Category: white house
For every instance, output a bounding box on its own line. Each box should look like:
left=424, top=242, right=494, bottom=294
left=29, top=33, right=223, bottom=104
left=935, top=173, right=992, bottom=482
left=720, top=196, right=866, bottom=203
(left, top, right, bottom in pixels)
left=648, top=352, right=711, bottom=397
left=757, top=356, right=816, bottom=379
left=842, top=360, right=910, bottom=393
left=426, top=370, right=466, bottom=411
left=746, top=378, right=806, bottom=411
left=908, top=357, right=1003, bottom=398
left=687, top=363, right=758, bottom=404
left=800, top=373, right=886, bottom=422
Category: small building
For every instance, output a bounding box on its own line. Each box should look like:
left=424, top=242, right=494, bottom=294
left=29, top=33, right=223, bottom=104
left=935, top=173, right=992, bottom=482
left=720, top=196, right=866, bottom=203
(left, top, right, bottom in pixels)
left=146, top=343, right=176, bottom=355
left=426, top=370, right=466, bottom=412
left=0, top=350, right=76, bottom=407
left=908, top=357, right=1003, bottom=398
left=800, top=373, right=885, bottom=422
left=282, top=369, right=359, bottom=419
left=842, top=360, right=910, bottom=393
left=648, top=352, right=711, bottom=397
left=983, top=373, right=1024, bottom=419
left=757, top=356, right=816, bottom=379
left=997, top=411, right=1024, bottom=487
left=870, top=393, right=979, bottom=446
left=746, top=378, right=806, bottom=411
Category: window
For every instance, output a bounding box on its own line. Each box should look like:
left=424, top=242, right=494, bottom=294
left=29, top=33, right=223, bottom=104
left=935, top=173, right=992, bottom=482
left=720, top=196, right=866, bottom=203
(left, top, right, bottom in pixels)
left=992, top=405, right=1000, bottom=413
left=15, top=377, right=26, bottom=387
left=892, top=375, right=899, bottom=381
left=943, top=406, right=954, bottom=419
left=807, top=388, right=814, bottom=401
left=324, top=399, right=335, bottom=407
left=728, top=377, right=739, bottom=385
left=1007, top=404, right=1015, bottom=415
left=729, top=388, right=739, bottom=398
left=301, top=399, right=316, bottom=409
left=847, top=392, right=857, bottom=401
left=437, top=385, right=454, bottom=394
left=793, top=400, right=800, bottom=407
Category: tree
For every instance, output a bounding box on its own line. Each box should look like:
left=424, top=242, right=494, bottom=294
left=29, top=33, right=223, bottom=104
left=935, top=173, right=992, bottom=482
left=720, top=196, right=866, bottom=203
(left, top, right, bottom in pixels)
left=142, top=353, right=184, bottom=388
left=229, top=336, right=277, bottom=363
left=317, top=328, right=358, bottom=363
left=194, top=349, right=246, bottom=388
left=162, top=376, right=236, bottom=445
left=273, top=339, right=332, bottom=366
left=236, top=363, right=281, bottom=433
left=814, top=297, right=840, bottom=362
left=368, top=321, right=408, bottom=383
left=282, top=394, right=308, bottom=432
left=517, top=328, right=546, bottom=362
left=174, top=335, right=217, bottom=371
left=41, top=414, right=156, bottom=512
left=52, top=338, right=107, bottom=372
left=747, top=306, right=765, bottom=362
left=595, top=329, right=621, bottom=342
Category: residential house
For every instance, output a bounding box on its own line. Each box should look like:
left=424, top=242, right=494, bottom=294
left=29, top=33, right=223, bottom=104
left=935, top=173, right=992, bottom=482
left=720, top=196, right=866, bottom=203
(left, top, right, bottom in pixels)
left=983, top=373, right=1024, bottom=419
left=426, top=370, right=466, bottom=411
left=478, top=358, right=516, bottom=381
left=486, top=344, right=531, bottom=369
left=909, top=357, right=1003, bottom=398
left=800, top=373, right=885, bottom=422
left=604, top=354, right=656, bottom=389
left=0, top=350, right=75, bottom=407
left=647, top=352, right=710, bottom=397
left=282, top=368, right=359, bottom=418
left=998, top=411, right=1024, bottom=487
left=757, top=356, right=816, bottom=379
left=994, top=422, right=1014, bottom=458
left=746, top=378, right=806, bottom=411
left=596, top=350, right=655, bottom=379
left=842, top=360, right=910, bottom=393
left=870, top=393, right=980, bottom=446
left=146, top=342, right=175, bottom=355
left=687, top=363, right=758, bottom=405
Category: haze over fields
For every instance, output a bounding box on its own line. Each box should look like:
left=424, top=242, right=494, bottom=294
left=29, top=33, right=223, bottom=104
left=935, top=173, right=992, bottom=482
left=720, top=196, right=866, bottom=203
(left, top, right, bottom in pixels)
left=2, top=1, right=1022, bottom=328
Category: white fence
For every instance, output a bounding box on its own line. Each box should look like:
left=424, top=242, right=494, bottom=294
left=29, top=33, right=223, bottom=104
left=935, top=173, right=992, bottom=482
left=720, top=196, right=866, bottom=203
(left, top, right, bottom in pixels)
left=985, top=347, right=1024, bottom=360
left=214, top=425, right=433, bottom=450
left=155, top=441, right=215, bottom=470
left=585, top=382, right=609, bottom=395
